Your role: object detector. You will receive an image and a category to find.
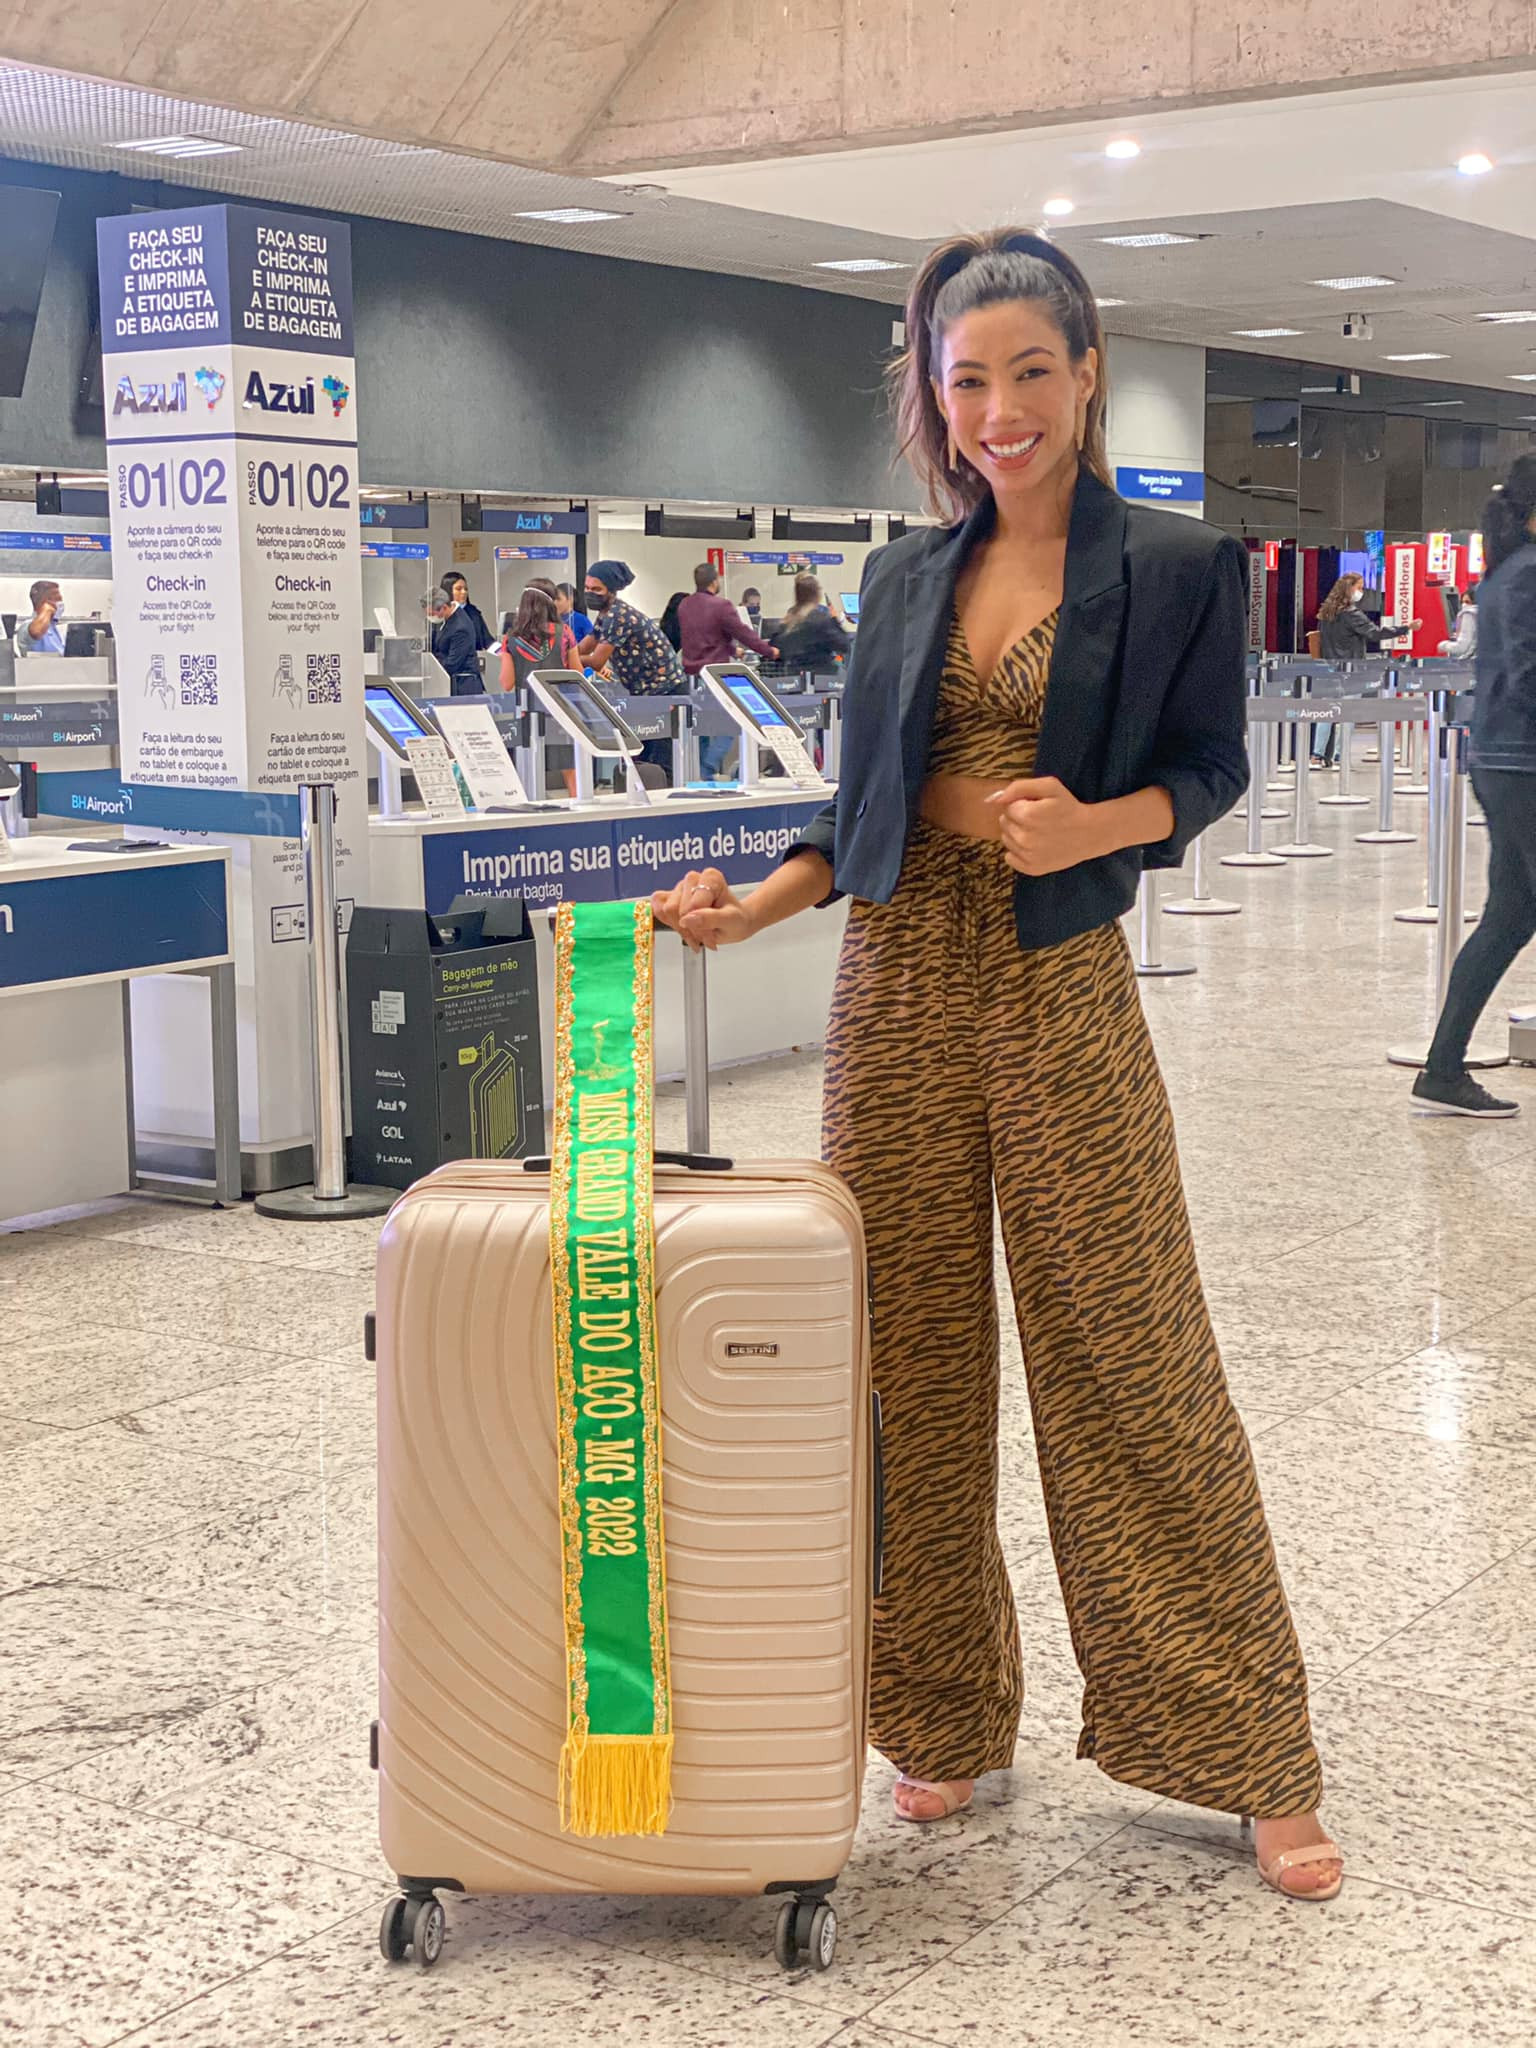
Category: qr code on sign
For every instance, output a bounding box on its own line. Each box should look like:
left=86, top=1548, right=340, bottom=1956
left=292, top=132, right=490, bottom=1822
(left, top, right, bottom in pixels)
left=180, top=653, right=218, bottom=706
left=306, top=652, right=342, bottom=705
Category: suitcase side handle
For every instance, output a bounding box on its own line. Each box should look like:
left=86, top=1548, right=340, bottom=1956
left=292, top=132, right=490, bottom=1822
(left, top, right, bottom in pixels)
left=521, top=1148, right=735, bottom=1174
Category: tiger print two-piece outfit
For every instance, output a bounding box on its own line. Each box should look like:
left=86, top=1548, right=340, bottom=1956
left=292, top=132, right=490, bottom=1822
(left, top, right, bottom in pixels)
left=823, top=611, right=1323, bottom=1815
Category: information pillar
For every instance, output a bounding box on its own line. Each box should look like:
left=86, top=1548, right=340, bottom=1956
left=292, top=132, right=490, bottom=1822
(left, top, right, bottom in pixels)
left=98, top=203, right=369, bottom=1167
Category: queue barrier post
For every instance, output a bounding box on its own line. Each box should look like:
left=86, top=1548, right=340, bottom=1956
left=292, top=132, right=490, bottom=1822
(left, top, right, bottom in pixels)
left=1223, top=691, right=1288, bottom=869
left=1164, top=832, right=1240, bottom=916
left=1389, top=724, right=1508, bottom=1073
left=1133, top=872, right=1196, bottom=978
left=1270, top=695, right=1334, bottom=858
left=1356, top=687, right=1418, bottom=846
left=1318, top=669, right=1369, bottom=809
left=254, top=784, right=394, bottom=1221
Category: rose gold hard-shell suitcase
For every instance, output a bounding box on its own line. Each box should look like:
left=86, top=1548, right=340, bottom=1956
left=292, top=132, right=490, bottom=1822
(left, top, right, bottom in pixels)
left=370, top=945, right=875, bottom=1975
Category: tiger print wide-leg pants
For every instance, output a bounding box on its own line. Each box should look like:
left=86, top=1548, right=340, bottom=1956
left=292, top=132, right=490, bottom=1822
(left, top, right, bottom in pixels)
left=823, top=820, right=1324, bottom=1815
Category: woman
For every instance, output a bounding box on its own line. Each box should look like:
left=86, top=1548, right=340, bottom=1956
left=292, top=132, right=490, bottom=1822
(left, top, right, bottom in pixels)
left=1438, top=584, right=1478, bottom=660
left=1313, top=573, right=1418, bottom=765
left=498, top=583, right=578, bottom=691
left=442, top=572, right=494, bottom=655
left=659, top=590, right=688, bottom=652
left=1415, top=456, right=1536, bottom=1117
left=773, top=573, right=854, bottom=672
left=654, top=228, right=1342, bottom=1900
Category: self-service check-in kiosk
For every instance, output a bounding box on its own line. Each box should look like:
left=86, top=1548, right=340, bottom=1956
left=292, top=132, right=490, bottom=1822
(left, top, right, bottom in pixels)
left=700, top=663, right=829, bottom=793
left=526, top=668, right=651, bottom=804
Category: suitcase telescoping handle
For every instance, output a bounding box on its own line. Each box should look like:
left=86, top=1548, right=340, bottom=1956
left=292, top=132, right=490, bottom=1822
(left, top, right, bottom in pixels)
left=522, top=928, right=735, bottom=1174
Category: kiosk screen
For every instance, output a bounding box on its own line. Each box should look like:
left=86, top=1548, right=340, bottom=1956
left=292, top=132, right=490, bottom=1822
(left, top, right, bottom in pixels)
left=545, top=677, right=631, bottom=752
left=365, top=684, right=433, bottom=756
left=722, top=674, right=792, bottom=734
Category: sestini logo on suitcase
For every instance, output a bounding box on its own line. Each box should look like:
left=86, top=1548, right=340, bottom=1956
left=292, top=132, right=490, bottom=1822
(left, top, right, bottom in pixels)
left=726, top=1341, right=781, bottom=1358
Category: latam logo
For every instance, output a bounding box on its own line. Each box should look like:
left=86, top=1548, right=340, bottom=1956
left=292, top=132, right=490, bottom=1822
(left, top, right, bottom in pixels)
left=243, top=370, right=350, bottom=418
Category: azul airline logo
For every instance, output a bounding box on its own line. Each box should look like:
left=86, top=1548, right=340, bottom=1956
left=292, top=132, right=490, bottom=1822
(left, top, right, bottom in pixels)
left=112, top=365, right=225, bottom=416
left=243, top=369, right=350, bottom=418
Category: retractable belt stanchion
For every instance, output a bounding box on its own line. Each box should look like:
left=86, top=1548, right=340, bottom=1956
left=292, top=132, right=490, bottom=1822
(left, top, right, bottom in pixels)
left=255, top=784, right=394, bottom=1221
left=1223, top=686, right=1288, bottom=870
left=1164, top=832, right=1240, bottom=916
left=681, top=939, right=711, bottom=1155
left=1318, top=666, right=1369, bottom=808
left=1356, top=686, right=1419, bottom=846
left=1388, top=724, right=1508, bottom=1073
left=1133, top=871, right=1195, bottom=978
left=1396, top=689, right=1475, bottom=925
left=1270, top=693, right=1334, bottom=858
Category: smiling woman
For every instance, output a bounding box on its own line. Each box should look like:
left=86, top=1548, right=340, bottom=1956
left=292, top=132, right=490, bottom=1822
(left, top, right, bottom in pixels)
left=653, top=224, right=1344, bottom=1904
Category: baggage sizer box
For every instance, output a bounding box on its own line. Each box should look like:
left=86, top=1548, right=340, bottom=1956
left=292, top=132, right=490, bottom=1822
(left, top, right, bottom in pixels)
left=346, top=894, right=546, bottom=1190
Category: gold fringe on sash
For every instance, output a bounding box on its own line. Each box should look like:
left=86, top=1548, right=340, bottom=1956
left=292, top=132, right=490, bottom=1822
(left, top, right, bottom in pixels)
left=558, top=1725, right=676, bottom=1838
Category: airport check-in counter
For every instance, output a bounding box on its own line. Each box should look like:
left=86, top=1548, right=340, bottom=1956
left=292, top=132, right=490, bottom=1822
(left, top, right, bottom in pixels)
left=0, top=647, right=121, bottom=797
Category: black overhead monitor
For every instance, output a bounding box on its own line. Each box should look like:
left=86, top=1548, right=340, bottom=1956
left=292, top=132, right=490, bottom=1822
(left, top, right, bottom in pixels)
left=0, top=186, right=61, bottom=399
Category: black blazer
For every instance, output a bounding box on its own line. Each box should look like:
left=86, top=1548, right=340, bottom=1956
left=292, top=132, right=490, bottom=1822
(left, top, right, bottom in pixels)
left=788, top=470, right=1250, bottom=951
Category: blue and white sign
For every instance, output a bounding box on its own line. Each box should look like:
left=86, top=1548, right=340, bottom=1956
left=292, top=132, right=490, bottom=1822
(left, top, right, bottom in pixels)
left=481, top=508, right=589, bottom=536
left=360, top=501, right=429, bottom=529
left=361, top=541, right=431, bottom=560
left=97, top=202, right=369, bottom=1151
left=0, top=857, right=230, bottom=990
left=729, top=551, right=845, bottom=566
left=493, top=545, right=569, bottom=562
left=1115, top=465, right=1204, bottom=504
left=420, top=797, right=829, bottom=915
left=0, top=531, right=110, bottom=553
left=34, top=771, right=302, bottom=837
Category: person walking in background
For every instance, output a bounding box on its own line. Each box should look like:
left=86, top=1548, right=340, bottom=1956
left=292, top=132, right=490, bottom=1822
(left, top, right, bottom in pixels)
left=773, top=572, right=854, bottom=673
left=442, top=572, right=494, bottom=655
left=576, top=560, right=685, bottom=694
left=678, top=561, right=779, bottom=676
left=658, top=591, right=688, bottom=652
left=425, top=585, right=485, bottom=694
left=1414, top=456, right=1536, bottom=1118
left=654, top=226, right=1342, bottom=1903
left=556, top=582, right=594, bottom=647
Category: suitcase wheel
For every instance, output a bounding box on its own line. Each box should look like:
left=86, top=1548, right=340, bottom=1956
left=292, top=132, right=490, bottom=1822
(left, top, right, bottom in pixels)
left=380, top=1892, right=445, bottom=1970
left=773, top=1895, right=837, bottom=1973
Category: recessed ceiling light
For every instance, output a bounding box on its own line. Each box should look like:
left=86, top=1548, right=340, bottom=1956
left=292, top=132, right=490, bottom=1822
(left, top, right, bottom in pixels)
left=1509, top=374, right=1536, bottom=382
left=118, top=135, right=243, bottom=159
left=1457, top=152, right=1494, bottom=176
left=1104, top=139, right=1141, bottom=161
left=1301, top=385, right=1341, bottom=393
left=1095, top=297, right=1128, bottom=309
left=1232, top=327, right=1305, bottom=338
left=1042, top=198, right=1075, bottom=220
left=1310, top=274, right=1396, bottom=290
left=1476, top=310, right=1536, bottom=324
left=1422, top=399, right=1464, bottom=407
left=814, top=257, right=908, bottom=273
left=514, top=207, right=627, bottom=224
left=1384, top=352, right=1451, bottom=361
left=1097, top=231, right=1198, bottom=248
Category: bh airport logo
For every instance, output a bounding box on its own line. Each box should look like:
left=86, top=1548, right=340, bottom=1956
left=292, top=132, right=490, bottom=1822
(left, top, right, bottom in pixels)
left=112, top=366, right=225, bottom=416
left=242, top=369, right=350, bottom=419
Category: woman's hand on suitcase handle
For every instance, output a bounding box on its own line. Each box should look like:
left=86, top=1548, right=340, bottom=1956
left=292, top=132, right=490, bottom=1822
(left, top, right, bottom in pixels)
left=652, top=869, right=756, bottom=950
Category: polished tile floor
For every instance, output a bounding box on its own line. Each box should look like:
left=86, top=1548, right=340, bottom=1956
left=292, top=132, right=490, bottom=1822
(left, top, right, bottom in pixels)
left=6, top=754, right=1536, bottom=2047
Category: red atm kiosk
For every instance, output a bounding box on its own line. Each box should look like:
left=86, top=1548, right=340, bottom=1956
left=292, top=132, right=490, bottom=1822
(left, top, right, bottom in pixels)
left=1383, top=541, right=1461, bottom=658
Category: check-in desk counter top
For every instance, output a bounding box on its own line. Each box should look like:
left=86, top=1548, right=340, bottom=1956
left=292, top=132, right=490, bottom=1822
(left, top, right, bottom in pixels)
left=0, top=840, right=237, bottom=1221
left=365, top=788, right=846, bottom=1095
left=0, top=659, right=119, bottom=778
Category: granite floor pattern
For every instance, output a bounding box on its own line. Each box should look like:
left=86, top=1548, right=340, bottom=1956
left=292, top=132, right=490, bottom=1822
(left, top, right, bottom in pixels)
left=5, top=771, right=1536, bottom=2046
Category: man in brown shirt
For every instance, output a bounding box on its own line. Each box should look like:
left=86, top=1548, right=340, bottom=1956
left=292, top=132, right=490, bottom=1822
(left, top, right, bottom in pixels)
left=677, top=563, right=778, bottom=676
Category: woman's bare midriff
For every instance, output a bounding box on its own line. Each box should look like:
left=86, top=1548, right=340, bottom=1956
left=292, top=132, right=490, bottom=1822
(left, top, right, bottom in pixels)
left=919, top=772, right=1013, bottom=843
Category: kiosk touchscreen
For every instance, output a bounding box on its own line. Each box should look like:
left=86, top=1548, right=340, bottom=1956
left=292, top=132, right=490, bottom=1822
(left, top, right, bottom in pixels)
left=700, top=664, right=826, bottom=790
left=526, top=669, right=650, bottom=804
left=841, top=592, right=861, bottom=624
left=364, top=679, right=436, bottom=762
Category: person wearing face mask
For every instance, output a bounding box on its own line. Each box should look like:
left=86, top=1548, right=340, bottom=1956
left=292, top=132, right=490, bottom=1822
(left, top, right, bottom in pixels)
left=653, top=227, right=1341, bottom=1903
left=576, top=561, right=685, bottom=694
left=424, top=586, right=484, bottom=694
left=24, top=579, right=66, bottom=654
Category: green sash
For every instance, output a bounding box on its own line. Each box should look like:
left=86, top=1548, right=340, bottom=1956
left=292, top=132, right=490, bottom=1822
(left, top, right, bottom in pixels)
left=550, top=898, right=673, bottom=1835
